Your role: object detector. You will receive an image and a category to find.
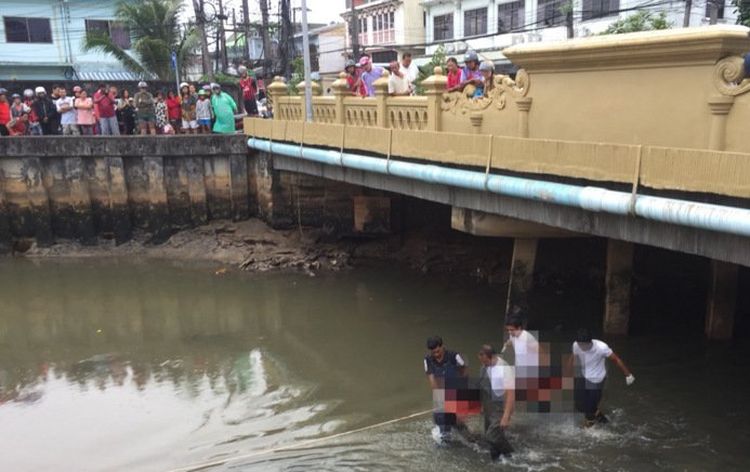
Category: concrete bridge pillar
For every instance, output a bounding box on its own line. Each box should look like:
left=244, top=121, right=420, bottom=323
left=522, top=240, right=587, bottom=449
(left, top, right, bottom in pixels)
left=705, top=260, right=738, bottom=340
left=516, top=97, right=533, bottom=138
left=603, top=240, right=634, bottom=335
left=505, top=238, right=539, bottom=316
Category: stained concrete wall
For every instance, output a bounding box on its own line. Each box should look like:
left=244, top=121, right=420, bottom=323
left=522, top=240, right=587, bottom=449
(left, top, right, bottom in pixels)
left=0, top=137, right=371, bottom=252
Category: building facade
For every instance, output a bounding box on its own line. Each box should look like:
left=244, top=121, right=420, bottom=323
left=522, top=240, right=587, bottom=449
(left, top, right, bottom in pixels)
left=342, top=0, right=426, bottom=63
left=0, top=0, right=142, bottom=81
left=420, top=0, right=737, bottom=68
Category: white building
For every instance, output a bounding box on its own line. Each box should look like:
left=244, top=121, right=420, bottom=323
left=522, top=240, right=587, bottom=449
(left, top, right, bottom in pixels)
left=342, top=0, right=426, bottom=63
left=420, top=0, right=737, bottom=70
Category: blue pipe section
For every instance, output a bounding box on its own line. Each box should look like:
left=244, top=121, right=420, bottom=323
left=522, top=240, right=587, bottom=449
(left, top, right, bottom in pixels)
left=249, top=137, right=750, bottom=238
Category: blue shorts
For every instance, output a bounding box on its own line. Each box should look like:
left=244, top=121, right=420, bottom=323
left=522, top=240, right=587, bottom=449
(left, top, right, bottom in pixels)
left=198, top=118, right=211, bottom=126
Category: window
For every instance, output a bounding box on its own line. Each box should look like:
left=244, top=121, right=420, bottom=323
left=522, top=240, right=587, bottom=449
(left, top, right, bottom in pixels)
left=498, top=1, right=525, bottom=33
left=85, top=19, right=131, bottom=49
left=537, top=0, right=567, bottom=27
left=434, top=13, right=453, bottom=40
left=705, top=0, right=725, bottom=19
left=581, top=0, right=619, bottom=21
left=464, top=8, right=487, bottom=37
left=4, top=17, right=52, bottom=43
left=372, top=50, right=397, bottom=63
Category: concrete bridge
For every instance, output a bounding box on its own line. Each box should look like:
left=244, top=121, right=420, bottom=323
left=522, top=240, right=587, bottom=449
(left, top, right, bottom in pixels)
left=246, top=26, right=750, bottom=340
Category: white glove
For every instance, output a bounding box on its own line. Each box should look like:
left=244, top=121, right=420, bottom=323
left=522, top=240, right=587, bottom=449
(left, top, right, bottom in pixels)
left=625, top=374, right=635, bottom=386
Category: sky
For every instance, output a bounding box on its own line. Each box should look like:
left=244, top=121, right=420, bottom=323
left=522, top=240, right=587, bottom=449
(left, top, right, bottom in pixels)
left=200, top=0, right=348, bottom=26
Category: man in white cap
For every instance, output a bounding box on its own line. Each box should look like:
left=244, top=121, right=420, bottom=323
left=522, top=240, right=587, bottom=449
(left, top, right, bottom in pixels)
left=32, top=87, right=58, bottom=135
left=55, top=86, right=79, bottom=135
left=133, top=81, right=156, bottom=135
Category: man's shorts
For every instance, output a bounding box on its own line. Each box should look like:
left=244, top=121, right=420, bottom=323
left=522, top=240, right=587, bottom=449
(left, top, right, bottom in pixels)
left=197, top=118, right=211, bottom=127
left=181, top=119, right=198, bottom=129
left=138, top=112, right=156, bottom=124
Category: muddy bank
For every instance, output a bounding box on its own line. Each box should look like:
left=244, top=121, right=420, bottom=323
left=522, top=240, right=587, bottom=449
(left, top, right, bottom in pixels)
left=16, top=219, right=513, bottom=284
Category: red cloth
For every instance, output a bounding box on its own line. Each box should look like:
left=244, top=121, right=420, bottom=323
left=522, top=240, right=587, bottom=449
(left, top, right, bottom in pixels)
left=347, top=74, right=366, bottom=97
left=95, top=91, right=117, bottom=118
left=8, top=119, right=26, bottom=136
left=0, top=101, right=9, bottom=125
left=239, top=76, right=256, bottom=100
left=24, top=99, right=38, bottom=123
left=166, top=96, right=181, bottom=120
left=447, top=69, right=461, bottom=90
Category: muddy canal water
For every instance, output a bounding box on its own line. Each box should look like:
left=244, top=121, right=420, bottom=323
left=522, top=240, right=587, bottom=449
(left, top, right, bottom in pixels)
left=0, top=259, right=748, bottom=471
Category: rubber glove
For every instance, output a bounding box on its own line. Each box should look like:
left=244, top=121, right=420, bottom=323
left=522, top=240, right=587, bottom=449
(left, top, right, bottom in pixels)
left=625, top=374, right=635, bottom=386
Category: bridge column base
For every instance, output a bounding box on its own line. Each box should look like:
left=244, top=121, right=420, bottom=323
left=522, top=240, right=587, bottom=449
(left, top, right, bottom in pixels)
left=603, top=240, right=634, bottom=335
left=505, top=238, right=538, bottom=317
left=705, top=260, right=738, bottom=340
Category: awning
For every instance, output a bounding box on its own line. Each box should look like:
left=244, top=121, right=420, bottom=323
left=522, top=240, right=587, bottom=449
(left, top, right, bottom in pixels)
left=74, top=69, right=149, bottom=81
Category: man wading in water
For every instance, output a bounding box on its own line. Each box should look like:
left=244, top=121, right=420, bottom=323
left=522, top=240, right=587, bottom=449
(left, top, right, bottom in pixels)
left=424, top=335, right=471, bottom=442
left=478, top=344, right=515, bottom=459
left=570, top=328, right=635, bottom=427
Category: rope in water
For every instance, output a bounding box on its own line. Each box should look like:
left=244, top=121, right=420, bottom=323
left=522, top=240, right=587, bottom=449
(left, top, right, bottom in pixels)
left=164, top=408, right=434, bottom=472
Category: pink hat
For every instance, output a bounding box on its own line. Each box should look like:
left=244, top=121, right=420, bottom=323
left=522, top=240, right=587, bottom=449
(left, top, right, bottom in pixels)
left=358, top=56, right=370, bottom=66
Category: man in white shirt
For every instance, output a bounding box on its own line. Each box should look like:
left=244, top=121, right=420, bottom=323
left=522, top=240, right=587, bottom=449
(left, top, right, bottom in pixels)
left=571, top=328, right=635, bottom=427
left=388, top=61, right=413, bottom=96
left=55, top=87, right=79, bottom=136
left=502, top=314, right=540, bottom=380
left=401, top=52, right=419, bottom=84
left=478, top=344, right=515, bottom=460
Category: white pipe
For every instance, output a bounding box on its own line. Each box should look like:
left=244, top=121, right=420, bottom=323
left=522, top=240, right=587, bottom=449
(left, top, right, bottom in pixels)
left=248, top=138, right=750, bottom=238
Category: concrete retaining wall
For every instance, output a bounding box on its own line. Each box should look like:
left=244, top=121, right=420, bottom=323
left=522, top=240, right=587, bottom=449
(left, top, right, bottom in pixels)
left=0, top=137, right=371, bottom=253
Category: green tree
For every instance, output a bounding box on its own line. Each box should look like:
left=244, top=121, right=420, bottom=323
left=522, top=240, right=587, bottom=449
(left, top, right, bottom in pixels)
left=413, top=45, right=447, bottom=95
left=83, top=0, right=199, bottom=80
left=732, top=0, right=750, bottom=26
left=601, top=11, right=671, bottom=35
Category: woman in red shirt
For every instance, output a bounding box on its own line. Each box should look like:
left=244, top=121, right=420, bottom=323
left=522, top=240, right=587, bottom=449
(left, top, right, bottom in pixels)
left=166, top=90, right=182, bottom=131
left=0, top=88, right=10, bottom=136
left=446, top=57, right=462, bottom=92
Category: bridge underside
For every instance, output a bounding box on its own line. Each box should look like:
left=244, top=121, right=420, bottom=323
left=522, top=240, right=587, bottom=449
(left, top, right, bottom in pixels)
left=270, top=153, right=750, bottom=268
left=267, top=151, right=745, bottom=340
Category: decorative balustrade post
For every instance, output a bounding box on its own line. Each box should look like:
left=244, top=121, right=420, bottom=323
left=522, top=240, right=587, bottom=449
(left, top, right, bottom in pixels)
left=267, top=76, right=289, bottom=120
left=331, top=72, right=349, bottom=125
left=297, top=79, right=322, bottom=122
left=515, top=97, right=533, bottom=138
left=373, top=69, right=390, bottom=128
left=421, top=66, right=447, bottom=132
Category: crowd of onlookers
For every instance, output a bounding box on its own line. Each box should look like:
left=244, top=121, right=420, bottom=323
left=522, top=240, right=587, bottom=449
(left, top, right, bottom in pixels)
left=344, top=50, right=496, bottom=99
left=0, top=66, right=264, bottom=137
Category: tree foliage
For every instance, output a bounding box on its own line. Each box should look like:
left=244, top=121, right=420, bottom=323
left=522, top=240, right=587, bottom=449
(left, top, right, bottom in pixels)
left=601, top=11, right=671, bottom=35
left=83, top=0, right=199, bottom=80
left=413, top=45, right=447, bottom=95
left=732, top=0, right=750, bottom=26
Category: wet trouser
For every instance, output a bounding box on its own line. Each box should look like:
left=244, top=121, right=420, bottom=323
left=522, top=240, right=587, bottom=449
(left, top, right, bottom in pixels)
left=483, top=400, right=513, bottom=459
left=244, top=98, right=258, bottom=116
left=575, top=378, right=606, bottom=423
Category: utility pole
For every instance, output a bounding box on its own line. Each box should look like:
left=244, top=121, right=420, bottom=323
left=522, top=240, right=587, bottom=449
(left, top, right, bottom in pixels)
left=301, top=0, right=313, bottom=122
left=193, top=0, right=212, bottom=77
left=218, top=0, right=228, bottom=72
left=349, top=0, right=360, bottom=59
left=280, top=0, right=293, bottom=80
left=259, top=0, right=272, bottom=78
left=241, top=0, right=251, bottom=62
left=683, top=0, right=692, bottom=27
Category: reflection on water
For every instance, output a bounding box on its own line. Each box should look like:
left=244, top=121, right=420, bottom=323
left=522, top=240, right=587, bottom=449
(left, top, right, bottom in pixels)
left=0, top=258, right=748, bottom=471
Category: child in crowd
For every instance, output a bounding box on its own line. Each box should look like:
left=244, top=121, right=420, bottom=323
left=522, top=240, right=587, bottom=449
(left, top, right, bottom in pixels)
left=75, top=89, right=96, bottom=135
left=196, top=90, right=212, bottom=134
left=154, top=91, right=169, bottom=134
left=180, top=84, right=198, bottom=134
